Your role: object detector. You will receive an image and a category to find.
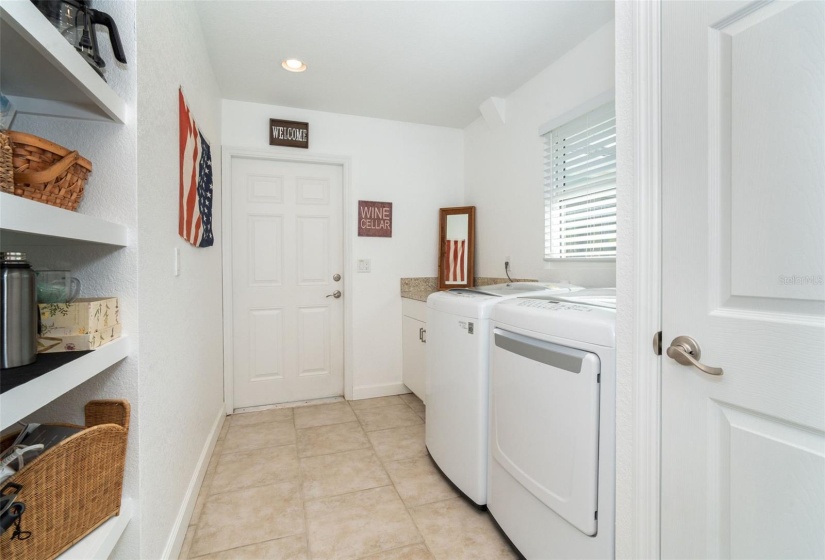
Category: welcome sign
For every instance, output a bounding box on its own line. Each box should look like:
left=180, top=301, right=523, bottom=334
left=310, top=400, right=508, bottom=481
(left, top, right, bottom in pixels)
left=358, top=200, right=392, bottom=237
left=269, top=119, right=309, bottom=148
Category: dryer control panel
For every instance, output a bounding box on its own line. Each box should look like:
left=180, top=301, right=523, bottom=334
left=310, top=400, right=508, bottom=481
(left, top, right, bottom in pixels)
left=515, top=299, right=598, bottom=313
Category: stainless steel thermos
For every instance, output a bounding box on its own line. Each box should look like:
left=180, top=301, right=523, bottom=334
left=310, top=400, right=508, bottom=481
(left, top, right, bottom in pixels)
left=1, top=252, right=38, bottom=369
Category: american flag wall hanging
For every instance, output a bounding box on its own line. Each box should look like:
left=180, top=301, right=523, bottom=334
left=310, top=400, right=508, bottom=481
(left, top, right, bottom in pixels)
left=444, top=239, right=467, bottom=284
left=179, top=88, right=214, bottom=248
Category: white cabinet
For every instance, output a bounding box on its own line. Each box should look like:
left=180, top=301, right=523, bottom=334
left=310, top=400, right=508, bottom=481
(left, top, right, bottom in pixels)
left=0, top=2, right=132, bottom=556
left=402, top=298, right=427, bottom=402
left=0, top=198, right=132, bottom=557
left=0, top=200, right=131, bottom=432
left=0, top=0, right=131, bottom=427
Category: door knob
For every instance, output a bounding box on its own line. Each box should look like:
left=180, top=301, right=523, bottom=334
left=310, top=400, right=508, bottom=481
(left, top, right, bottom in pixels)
left=333, top=274, right=341, bottom=282
left=326, top=290, right=342, bottom=299
left=666, top=335, right=723, bottom=376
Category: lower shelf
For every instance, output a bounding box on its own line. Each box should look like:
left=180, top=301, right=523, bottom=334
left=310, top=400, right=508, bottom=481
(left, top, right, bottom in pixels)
left=0, top=336, right=130, bottom=431
left=59, top=498, right=133, bottom=560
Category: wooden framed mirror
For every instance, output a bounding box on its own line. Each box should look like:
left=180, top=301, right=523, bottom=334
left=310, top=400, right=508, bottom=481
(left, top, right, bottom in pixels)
left=438, top=206, right=476, bottom=290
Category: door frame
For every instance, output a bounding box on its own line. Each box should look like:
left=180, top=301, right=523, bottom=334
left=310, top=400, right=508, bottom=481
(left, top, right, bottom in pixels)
left=221, top=146, right=354, bottom=414
left=618, top=0, right=662, bottom=557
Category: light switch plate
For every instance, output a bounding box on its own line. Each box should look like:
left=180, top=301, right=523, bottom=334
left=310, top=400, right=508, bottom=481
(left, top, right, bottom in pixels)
left=357, top=259, right=371, bottom=273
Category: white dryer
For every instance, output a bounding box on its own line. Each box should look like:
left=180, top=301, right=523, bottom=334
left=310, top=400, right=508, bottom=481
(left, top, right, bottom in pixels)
left=488, top=288, right=616, bottom=559
left=425, top=282, right=581, bottom=507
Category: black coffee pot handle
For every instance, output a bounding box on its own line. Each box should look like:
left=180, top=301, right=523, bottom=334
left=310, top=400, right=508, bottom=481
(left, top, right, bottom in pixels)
left=89, top=8, right=127, bottom=64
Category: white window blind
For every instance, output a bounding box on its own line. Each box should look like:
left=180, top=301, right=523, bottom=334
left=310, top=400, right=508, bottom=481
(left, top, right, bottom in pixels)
left=543, top=102, right=616, bottom=259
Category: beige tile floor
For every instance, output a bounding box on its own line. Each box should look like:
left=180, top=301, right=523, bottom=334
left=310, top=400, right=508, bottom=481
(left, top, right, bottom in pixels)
left=179, top=394, right=519, bottom=560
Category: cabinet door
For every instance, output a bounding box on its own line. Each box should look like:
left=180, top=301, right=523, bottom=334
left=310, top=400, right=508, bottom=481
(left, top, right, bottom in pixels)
left=402, top=315, right=426, bottom=402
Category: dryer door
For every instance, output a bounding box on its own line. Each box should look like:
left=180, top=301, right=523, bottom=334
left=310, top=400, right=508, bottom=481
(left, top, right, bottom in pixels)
left=491, top=328, right=601, bottom=536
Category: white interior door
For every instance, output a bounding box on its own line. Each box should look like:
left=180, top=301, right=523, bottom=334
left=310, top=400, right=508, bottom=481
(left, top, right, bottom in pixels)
left=232, top=157, right=344, bottom=408
left=661, top=2, right=825, bottom=558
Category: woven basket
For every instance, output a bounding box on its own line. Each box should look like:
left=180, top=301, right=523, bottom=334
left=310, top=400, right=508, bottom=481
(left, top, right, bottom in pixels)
left=0, top=131, right=13, bottom=194
left=7, top=131, right=92, bottom=211
left=0, top=400, right=129, bottom=560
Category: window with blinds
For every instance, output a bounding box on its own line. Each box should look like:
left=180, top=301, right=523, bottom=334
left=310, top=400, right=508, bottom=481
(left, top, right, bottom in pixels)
left=543, top=102, right=616, bottom=259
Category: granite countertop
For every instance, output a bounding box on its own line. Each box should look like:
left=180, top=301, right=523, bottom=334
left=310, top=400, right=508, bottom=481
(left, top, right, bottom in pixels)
left=399, top=276, right=539, bottom=302
left=401, top=289, right=437, bottom=302
left=400, top=277, right=439, bottom=302
left=473, top=277, right=536, bottom=286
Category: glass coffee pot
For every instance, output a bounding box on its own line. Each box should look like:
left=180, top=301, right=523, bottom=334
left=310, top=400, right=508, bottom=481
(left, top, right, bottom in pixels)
left=31, top=0, right=127, bottom=80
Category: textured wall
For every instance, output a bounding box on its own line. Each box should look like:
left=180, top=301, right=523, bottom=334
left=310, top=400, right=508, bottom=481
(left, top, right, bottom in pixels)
left=6, top=0, right=141, bottom=557
left=222, top=101, right=464, bottom=398
left=462, top=22, right=616, bottom=288
left=136, top=1, right=224, bottom=558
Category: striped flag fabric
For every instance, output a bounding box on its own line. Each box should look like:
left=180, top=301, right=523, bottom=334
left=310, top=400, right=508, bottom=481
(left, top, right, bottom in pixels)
left=444, top=239, right=466, bottom=283
left=179, top=88, right=214, bottom=248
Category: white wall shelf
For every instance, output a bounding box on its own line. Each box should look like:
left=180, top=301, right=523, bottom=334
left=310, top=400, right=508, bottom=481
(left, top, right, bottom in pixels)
left=0, top=336, right=130, bottom=431
left=59, top=497, right=133, bottom=560
left=0, top=4, right=134, bottom=558
left=0, top=0, right=127, bottom=124
left=0, top=193, right=128, bottom=246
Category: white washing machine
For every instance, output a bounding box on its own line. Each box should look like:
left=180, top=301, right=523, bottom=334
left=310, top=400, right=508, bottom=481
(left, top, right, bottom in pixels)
left=488, top=288, right=616, bottom=559
left=425, top=282, right=582, bottom=507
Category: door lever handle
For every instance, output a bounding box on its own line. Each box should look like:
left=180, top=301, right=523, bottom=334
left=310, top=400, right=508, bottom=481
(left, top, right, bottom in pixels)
left=326, top=290, right=342, bottom=299
left=666, top=335, right=723, bottom=376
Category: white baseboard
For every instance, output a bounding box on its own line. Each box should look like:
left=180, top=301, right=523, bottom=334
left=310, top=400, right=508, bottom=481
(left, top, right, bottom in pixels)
left=352, top=382, right=411, bottom=400
left=162, top=405, right=226, bottom=560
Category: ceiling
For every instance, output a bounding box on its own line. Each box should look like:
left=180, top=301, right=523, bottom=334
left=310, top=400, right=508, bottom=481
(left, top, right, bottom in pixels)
left=195, top=1, right=614, bottom=129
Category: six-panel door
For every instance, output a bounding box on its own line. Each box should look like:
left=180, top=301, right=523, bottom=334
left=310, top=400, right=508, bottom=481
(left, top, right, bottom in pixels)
left=231, top=158, right=344, bottom=408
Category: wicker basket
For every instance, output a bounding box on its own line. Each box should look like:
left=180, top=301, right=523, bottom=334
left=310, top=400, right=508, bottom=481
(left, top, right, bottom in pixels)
left=0, top=131, right=13, bottom=195
left=0, top=400, right=129, bottom=560
left=7, top=131, right=92, bottom=211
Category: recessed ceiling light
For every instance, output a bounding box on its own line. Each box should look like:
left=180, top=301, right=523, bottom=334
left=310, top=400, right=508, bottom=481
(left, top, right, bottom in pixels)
left=282, top=58, right=307, bottom=72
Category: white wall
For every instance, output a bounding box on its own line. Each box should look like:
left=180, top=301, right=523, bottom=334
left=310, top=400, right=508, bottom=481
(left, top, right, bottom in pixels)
left=136, top=1, right=224, bottom=558
left=614, top=3, right=635, bottom=556
left=614, top=2, right=664, bottom=557
left=463, top=22, right=616, bottom=287
left=8, top=0, right=141, bottom=556
left=222, top=101, right=464, bottom=398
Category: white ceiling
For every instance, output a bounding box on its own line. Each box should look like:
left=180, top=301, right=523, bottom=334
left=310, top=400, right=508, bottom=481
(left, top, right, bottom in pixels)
left=195, top=1, right=614, bottom=129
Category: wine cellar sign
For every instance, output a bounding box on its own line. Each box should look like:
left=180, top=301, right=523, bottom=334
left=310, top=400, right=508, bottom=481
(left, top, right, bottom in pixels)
left=358, top=200, right=392, bottom=238
left=269, top=119, right=309, bottom=149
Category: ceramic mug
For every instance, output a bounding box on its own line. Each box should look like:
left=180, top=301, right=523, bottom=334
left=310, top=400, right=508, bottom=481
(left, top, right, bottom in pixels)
left=35, top=270, right=81, bottom=303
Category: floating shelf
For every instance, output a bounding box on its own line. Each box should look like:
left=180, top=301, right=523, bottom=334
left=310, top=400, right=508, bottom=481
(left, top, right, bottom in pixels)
left=0, top=0, right=127, bottom=123
left=59, top=498, right=133, bottom=560
left=0, top=193, right=128, bottom=246
left=0, top=336, right=130, bottom=431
